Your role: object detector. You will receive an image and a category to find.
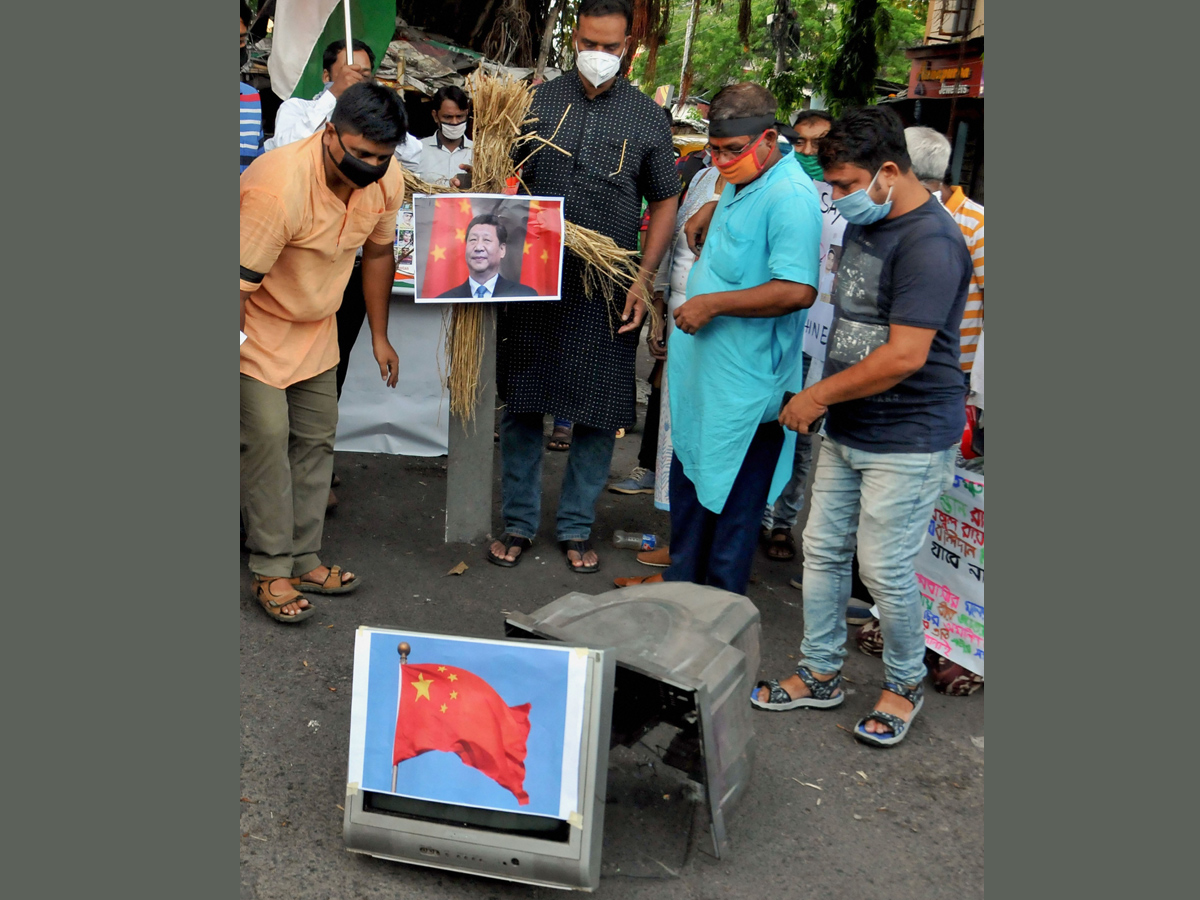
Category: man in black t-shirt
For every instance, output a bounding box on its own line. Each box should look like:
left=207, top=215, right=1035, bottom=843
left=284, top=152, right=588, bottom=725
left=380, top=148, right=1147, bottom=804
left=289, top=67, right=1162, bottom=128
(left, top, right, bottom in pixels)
left=751, top=107, right=971, bottom=749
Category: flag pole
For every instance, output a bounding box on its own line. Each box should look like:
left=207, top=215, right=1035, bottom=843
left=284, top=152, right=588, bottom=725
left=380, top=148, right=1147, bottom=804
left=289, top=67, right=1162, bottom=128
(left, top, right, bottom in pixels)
left=393, top=641, right=410, bottom=792
left=343, top=2, right=353, bottom=60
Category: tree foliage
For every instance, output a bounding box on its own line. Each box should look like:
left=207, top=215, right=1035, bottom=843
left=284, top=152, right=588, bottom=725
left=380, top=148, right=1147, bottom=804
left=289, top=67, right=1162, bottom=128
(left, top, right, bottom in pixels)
left=628, top=0, right=777, bottom=102
left=624, top=0, right=926, bottom=117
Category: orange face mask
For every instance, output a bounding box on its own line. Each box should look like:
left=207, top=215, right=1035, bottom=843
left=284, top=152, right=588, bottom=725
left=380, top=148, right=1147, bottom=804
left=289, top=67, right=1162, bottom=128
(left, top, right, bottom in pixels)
left=713, top=131, right=771, bottom=184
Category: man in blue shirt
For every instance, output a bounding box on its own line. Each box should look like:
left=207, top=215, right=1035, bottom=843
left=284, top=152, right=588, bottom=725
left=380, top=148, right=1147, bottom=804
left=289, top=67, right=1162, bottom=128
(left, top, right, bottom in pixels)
left=619, top=82, right=820, bottom=595
left=753, top=107, right=971, bottom=749
left=239, top=3, right=262, bottom=173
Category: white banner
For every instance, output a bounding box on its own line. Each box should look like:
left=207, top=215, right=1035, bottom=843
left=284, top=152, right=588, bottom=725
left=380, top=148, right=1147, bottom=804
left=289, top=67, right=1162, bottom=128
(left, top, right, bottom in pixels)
left=915, top=468, right=985, bottom=676
left=804, top=181, right=846, bottom=365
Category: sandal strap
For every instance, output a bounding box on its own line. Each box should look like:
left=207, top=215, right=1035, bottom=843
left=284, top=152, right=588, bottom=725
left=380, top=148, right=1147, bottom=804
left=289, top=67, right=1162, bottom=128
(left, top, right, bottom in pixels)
left=502, top=533, right=533, bottom=551
left=755, top=680, right=793, bottom=705
left=562, top=539, right=593, bottom=553
left=255, top=578, right=304, bottom=610
left=882, top=680, right=924, bottom=706
left=859, top=709, right=908, bottom=736
left=794, top=666, right=842, bottom=701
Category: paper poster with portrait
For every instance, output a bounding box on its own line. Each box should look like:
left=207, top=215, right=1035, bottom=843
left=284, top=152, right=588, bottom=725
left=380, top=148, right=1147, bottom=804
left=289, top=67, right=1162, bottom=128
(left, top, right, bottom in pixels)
left=803, top=181, right=848, bottom=365
left=413, top=194, right=565, bottom=303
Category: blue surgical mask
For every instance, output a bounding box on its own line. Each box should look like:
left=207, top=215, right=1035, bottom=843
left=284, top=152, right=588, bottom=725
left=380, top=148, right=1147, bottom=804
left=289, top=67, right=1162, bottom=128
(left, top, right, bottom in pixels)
left=833, top=167, right=893, bottom=225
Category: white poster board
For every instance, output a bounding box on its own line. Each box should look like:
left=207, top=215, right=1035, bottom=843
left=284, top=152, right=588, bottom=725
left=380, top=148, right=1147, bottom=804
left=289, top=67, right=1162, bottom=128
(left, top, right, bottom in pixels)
left=914, top=468, right=985, bottom=676
left=802, top=181, right=846, bottom=364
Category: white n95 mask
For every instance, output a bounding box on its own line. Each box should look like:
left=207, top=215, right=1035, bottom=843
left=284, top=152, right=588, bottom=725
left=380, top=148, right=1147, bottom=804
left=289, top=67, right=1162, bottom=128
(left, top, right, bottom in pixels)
left=440, top=121, right=467, bottom=141
left=576, top=44, right=624, bottom=88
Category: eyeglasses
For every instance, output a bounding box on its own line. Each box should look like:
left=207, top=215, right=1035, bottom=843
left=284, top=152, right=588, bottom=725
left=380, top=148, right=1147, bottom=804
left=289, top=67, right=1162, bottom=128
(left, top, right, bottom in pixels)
left=704, top=142, right=753, bottom=163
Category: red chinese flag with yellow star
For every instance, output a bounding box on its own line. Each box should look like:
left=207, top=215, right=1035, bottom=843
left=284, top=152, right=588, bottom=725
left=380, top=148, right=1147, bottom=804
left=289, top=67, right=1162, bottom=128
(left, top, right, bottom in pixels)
left=519, top=199, right=562, bottom=297
left=421, top=197, right=476, bottom=297
left=393, top=662, right=533, bottom=805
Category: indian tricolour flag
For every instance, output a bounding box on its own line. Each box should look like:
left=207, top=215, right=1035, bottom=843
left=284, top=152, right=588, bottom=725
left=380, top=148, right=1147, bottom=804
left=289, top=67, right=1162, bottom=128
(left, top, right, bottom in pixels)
left=268, top=0, right=396, bottom=101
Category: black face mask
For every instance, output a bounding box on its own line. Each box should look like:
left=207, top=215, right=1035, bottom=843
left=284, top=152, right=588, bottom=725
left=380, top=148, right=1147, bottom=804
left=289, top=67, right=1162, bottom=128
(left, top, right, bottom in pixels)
left=328, top=127, right=390, bottom=187
left=240, top=46, right=249, bottom=69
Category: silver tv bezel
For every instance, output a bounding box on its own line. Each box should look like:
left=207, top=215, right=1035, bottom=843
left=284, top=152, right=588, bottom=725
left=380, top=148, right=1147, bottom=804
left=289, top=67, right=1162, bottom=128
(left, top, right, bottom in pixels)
left=342, top=628, right=615, bottom=891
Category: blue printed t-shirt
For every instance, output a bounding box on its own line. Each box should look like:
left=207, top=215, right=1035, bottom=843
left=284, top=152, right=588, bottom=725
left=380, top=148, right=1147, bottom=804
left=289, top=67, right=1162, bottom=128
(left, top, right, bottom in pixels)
left=824, top=194, right=970, bottom=453
left=667, top=151, right=822, bottom=513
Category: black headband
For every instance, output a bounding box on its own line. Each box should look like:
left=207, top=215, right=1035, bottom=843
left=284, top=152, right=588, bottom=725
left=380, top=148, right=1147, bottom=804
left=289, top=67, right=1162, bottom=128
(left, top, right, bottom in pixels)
left=708, top=114, right=778, bottom=138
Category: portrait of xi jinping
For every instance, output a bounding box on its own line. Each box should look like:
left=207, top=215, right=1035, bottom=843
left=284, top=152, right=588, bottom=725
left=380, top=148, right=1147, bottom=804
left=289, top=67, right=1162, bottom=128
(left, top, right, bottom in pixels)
left=437, top=215, right=539, bottom=299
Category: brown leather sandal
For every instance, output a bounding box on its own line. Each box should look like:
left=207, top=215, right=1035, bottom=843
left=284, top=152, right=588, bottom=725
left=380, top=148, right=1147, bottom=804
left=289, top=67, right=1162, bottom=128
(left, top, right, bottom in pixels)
left=289, top=565, right=360, bottom=595
left=253, top=576, right=316, bottom=624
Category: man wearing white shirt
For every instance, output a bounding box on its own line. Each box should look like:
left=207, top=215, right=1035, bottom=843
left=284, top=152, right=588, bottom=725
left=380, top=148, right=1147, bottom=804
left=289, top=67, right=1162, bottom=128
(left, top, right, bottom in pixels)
left=264, top=38, right=422, bottom=168
left=414, top=86, right=474, bottom=187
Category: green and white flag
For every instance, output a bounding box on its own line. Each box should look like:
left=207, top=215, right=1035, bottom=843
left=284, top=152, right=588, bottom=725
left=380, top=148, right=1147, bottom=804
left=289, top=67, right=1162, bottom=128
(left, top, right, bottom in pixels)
left=268, top=0, right=396, bottom=101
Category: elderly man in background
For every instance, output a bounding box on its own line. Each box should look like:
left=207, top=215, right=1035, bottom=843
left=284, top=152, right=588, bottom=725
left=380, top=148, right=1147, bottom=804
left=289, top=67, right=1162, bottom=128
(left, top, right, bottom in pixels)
left=487, top=0, right=680, bottom=574
left=905, top=126, right=984, bottom=376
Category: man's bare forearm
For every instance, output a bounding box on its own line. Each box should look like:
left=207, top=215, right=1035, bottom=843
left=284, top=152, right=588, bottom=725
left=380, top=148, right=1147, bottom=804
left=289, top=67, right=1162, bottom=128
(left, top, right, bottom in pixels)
left=360, top=242, right=396, bottom=340
left=811, top=345, right=924, bottom=406
left=706, top=280, right=817, bottom=318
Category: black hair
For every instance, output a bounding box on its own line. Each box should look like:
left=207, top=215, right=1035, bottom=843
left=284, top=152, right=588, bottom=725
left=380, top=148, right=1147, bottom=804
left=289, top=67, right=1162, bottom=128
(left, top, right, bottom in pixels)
left=818, top=106, right=912, bottom=174
left=709, top=82, right=778, bottom=123
left=331, top=82, right=407, bottom=146
left=432, top=85, right=471, bottom=112
left=793, top=109, right=833, bottom=127
left=662, top=105, right=674, bottom=125
left=240, top=2, right=254, bottom=28
left=323, top=38, right=376, bottom=74
left=466, top=214, right=507, bottom=246
left=578, top=0, right=633, bottom=32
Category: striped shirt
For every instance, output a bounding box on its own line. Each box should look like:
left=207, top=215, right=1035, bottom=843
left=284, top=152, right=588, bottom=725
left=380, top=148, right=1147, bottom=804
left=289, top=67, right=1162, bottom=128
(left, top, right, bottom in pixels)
left=943, top=186, right=984, bottom=371
left=240, top=82, right=263, bottom=173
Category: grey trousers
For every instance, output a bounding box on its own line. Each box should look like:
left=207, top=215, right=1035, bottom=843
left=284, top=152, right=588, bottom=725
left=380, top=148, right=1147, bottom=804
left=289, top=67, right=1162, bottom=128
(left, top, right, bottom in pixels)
left=240, top=368, right=337, bottom=578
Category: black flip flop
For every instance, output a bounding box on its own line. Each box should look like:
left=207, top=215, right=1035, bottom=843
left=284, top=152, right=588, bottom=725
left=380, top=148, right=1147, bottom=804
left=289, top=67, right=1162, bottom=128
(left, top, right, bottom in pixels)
left=487, top=533, right=532, bottom=568
left=560, top=539, right=599, bottom=574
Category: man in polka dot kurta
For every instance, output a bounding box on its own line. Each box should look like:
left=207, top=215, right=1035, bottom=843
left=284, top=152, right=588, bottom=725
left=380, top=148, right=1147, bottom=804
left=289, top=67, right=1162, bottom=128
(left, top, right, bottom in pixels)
left=488, top=0, right=681, bottom=573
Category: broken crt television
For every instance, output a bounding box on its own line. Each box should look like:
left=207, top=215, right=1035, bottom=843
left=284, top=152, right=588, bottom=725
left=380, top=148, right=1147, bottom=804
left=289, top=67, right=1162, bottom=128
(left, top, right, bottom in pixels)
left=343, top=626, right=615, bottom=891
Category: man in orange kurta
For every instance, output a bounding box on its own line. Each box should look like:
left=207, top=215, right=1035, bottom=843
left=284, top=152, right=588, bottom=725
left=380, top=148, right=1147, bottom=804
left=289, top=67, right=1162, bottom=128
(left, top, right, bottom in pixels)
left=239, top=82, right=405, bottom=622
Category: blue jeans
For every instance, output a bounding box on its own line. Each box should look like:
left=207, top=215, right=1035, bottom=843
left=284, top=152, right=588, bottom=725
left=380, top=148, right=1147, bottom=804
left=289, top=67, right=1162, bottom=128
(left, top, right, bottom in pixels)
left=761, top=429, right=814, bottom=531
left=665, top=422, right=784, bottom=595
left=500, top=410, right=616, bottom=542
left=799, top=437, right=955, bottom=686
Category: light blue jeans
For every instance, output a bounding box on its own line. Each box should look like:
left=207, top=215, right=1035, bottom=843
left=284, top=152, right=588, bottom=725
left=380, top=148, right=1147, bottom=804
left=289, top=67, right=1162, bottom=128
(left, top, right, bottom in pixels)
left=799, top=437, right=956, bottom=686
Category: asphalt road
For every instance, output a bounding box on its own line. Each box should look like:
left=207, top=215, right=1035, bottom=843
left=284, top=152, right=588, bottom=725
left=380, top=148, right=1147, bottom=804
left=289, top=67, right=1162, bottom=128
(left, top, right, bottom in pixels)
left=240, top=383, right=984, bottom=900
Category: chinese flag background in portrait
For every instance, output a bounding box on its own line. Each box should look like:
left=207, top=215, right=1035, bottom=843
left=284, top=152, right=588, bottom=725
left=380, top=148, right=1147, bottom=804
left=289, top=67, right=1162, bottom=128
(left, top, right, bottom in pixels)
left=421, top=197, right=475, bottom=297
left=517, top=199, right=562, bottom=297
left=393, top=662, right=532, bottom=804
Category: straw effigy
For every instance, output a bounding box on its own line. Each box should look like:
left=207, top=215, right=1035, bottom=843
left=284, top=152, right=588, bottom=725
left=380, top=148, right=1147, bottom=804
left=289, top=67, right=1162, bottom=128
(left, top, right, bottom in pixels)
left=404, top=69, right=649, bottom=424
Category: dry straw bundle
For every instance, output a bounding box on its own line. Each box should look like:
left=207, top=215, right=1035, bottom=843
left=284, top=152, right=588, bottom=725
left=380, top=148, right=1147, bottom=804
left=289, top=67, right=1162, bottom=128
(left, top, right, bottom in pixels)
left=406, top=69, right=650, bottom=424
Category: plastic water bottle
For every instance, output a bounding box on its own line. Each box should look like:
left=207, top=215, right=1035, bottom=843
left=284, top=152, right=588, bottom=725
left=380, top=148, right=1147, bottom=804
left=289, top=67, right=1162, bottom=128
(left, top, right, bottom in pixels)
left=613, top=531, right=658, bottom=551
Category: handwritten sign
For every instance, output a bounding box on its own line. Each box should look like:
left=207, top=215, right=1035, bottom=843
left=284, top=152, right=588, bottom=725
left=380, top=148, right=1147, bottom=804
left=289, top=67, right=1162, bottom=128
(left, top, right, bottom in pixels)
left=915, top=468, right=984, bottom=676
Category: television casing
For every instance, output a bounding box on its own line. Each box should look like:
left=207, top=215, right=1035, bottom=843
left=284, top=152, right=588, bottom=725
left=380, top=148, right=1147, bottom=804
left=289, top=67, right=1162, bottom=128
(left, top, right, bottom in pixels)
left=342, top=627, right=616, bottom=891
